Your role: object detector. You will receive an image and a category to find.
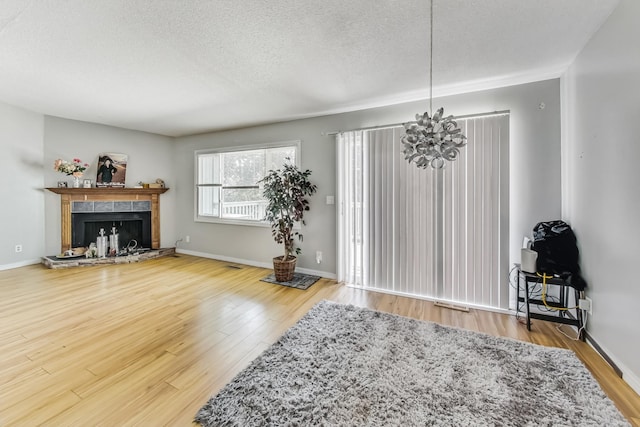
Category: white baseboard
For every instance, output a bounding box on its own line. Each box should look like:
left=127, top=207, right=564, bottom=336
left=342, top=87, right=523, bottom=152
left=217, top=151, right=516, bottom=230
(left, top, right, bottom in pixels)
left=626, top=371, right=640, bottom=397
left=295, top=266, right=336, bottom=280
left=586, top=333, right=640, bottom=396
left=175, top=249, right=337, bottom=280
left=0, top=258, right=41, bottom=271
left=177, top=249, right=272, bottom=269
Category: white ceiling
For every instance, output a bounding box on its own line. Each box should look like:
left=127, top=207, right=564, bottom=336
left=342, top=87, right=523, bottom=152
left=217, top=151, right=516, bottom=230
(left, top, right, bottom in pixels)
left=0, top=0, right=619, bottom=137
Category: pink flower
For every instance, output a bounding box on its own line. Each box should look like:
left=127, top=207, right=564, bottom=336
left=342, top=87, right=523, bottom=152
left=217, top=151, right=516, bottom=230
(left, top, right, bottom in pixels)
left=54, top=157, right=89, bottom=175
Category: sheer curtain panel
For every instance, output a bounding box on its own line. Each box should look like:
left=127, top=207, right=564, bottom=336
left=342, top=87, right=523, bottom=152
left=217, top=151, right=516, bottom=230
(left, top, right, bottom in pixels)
left=337, top=114, right=509, bottom=310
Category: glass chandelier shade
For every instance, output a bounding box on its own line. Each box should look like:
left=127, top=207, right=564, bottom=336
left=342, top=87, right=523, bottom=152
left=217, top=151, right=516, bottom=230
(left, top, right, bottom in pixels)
left=401, top=0, right=467, bottom=169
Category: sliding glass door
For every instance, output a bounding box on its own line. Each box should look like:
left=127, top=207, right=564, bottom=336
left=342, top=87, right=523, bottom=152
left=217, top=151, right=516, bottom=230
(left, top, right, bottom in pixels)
left=337, top=114, right=509, bottom=310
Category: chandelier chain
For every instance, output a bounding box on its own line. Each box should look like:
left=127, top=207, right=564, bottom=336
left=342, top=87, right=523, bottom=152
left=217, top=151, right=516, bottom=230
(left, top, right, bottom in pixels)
left=429, top=0, right=433, bottom=116
left=400, top=0, right=467, bottom=169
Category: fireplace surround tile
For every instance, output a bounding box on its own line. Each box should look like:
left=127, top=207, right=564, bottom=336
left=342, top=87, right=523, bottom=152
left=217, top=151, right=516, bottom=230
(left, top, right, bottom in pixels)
left=71, top=200, right=152, bottom=213
left=72, top=201, right=94, bottom=212
left=114, top=201, right=133, bottom=212
left=132, top=201, right=151, bottom=211
left=95, top=201, right=114, bottom=212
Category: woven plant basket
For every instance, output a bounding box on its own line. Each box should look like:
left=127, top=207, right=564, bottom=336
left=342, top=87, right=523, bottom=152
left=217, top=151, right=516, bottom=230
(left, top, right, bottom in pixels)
left=273, top=256, right=297, bottom=282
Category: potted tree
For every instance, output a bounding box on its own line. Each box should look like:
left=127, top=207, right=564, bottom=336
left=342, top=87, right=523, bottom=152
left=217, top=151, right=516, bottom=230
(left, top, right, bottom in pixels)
left=260, top=161, right=317, bottom=281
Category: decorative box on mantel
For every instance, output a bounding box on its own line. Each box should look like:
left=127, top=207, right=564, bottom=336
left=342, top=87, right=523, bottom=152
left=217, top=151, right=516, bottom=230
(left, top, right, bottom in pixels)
left=46, top=187, right=169, bottom=253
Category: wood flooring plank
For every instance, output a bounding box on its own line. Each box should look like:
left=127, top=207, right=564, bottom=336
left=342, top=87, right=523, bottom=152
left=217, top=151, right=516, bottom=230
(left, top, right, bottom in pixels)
left=9, top=390, right=82, bottom=426
left=0, top=368, right=95, bottom=424
left=0, top=256, right=638, bottom=425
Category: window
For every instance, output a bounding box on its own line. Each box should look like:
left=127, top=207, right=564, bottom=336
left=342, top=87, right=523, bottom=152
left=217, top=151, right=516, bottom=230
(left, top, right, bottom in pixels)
left=195, top=142, right=299, bottom=224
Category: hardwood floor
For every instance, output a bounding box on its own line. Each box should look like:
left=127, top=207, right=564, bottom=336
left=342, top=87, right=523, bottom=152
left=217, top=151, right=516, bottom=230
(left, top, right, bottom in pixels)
left=1, top=255, right=638, bottom=426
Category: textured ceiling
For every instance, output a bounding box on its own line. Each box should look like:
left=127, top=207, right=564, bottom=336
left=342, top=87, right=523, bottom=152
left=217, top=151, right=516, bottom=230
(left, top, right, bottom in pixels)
left=0, top=0, right=619, bottom=137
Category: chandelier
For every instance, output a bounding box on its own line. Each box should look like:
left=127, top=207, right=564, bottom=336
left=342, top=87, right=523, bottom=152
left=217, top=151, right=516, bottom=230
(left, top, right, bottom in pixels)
left=401, top=0, right=467, bottom=169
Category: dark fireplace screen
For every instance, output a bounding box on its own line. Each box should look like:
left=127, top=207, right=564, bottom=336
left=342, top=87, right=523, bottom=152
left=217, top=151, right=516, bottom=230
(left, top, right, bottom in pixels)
left=72, top=212, right=151, bottom=249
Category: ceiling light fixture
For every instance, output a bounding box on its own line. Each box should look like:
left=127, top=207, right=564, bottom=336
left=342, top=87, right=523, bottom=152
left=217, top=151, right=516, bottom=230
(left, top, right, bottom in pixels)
left=401, top=0, right=467, bottom=169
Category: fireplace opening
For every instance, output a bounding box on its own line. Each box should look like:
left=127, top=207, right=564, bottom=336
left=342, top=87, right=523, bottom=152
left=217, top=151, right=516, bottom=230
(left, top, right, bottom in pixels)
left=72, top=212, right=152, bottom=249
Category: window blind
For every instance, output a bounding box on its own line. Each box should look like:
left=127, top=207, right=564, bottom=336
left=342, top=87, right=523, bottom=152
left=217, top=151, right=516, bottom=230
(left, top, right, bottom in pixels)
left=337, top=114, right=509, bottom=310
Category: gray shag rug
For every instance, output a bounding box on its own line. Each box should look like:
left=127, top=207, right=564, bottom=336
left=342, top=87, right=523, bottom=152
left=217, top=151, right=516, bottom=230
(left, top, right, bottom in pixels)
left=260, top=273, right=320, bottom=290
left=195, top=301, right=629, bottom=426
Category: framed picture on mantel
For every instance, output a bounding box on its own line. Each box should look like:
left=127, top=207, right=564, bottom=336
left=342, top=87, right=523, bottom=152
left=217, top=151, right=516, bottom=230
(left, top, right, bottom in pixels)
left=96, top=153, right=127, bottom=188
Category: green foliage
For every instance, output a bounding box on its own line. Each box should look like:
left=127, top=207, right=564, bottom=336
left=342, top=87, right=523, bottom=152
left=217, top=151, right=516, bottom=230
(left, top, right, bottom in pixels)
left=259, top=162, right=317, bottom=261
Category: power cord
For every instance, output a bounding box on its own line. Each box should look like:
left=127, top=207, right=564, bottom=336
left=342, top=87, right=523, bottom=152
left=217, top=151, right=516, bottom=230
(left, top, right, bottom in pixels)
left=537, top=272, right=578, bottom=311
left=508, top=264, right=519, bottom=290
left=556, top=311, right=588, bottom=341
left=523, top=280, right=561, bottom=312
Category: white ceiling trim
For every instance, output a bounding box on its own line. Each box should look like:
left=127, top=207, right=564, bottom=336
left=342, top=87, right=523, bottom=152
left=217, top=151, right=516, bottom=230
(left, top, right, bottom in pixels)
left=295, top=62, right=571, bottom=123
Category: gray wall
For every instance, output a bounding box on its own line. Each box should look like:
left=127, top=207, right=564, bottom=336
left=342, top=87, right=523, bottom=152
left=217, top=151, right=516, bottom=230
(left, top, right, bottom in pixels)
left=2, top=78, right=563, bottom=286
left=42, top=116, right=177, bottom=255
left=174, top=79, right=562, bottom=279
left=0, top=108, right=177, bottom=268
left=0, top=102, right=45, bottom=269
left=562, top=0, right=640, bottom=391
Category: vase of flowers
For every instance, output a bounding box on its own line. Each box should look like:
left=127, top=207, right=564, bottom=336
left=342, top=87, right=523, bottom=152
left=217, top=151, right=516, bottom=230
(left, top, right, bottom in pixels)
left=54, top=158, right=89, bottom=188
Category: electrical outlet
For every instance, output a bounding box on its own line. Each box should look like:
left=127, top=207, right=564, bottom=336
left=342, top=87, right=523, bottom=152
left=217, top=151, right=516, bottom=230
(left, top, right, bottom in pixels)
left=15, top=244, right=22, bottom=253
left=316, top=251, right=322, bottom=264
left=579, top=297, right=593, bottom=315
left=185, top=235, right=190, bottom=243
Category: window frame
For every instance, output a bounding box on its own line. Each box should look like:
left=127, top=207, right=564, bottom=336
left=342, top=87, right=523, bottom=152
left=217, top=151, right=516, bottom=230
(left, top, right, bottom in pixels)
left=194, top=140, right=301, bottom=226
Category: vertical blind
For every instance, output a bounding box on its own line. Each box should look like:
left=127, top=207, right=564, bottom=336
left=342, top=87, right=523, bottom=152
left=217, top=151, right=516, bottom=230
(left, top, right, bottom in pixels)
left=337, top=114, right=510, bottom=310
